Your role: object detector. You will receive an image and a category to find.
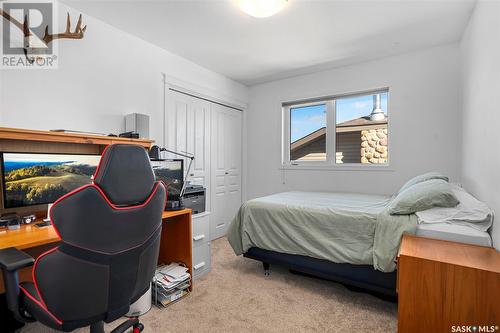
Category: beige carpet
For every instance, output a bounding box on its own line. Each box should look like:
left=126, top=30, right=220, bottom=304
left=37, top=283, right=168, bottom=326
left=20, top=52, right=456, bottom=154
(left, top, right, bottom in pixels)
left=21, top=238, right=397, bottom=333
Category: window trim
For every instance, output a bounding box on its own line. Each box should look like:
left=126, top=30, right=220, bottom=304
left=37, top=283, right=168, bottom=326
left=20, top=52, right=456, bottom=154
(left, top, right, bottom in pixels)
left=282, top=88, right=390, bottom=169
left=284, top=100, right=332, bottom=166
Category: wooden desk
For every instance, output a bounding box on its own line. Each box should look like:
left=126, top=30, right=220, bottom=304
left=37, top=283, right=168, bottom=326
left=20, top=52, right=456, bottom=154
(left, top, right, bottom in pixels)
left=0, top=127, right=153, bottom=149
left=0, top=221, right=60, bottom=293
left=397, top=235, right=500, bottom=333
left=0, top=223, right=60, bottom=250
left=0, top=209, right=193, bottom=292
left=160, top=209, right=193, bottom=291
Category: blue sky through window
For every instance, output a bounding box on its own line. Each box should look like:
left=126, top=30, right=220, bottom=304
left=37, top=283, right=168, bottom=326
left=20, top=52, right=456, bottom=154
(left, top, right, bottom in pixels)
left=290, top=93, right=388, bottom=142
left=290, top=104, right=326, bottom=142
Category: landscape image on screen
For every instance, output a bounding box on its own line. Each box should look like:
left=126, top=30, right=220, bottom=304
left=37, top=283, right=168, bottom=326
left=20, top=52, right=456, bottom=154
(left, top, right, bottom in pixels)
left=151, top=160, right=183, bottom=199
left=2, top=153, right=101, bottom=208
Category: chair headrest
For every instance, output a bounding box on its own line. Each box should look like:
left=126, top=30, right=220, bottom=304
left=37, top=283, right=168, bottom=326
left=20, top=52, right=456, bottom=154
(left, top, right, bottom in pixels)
left=93, top=144, right=155, bottom=206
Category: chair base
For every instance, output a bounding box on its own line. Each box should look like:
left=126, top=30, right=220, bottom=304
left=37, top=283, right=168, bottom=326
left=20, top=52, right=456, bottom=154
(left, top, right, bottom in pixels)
left=1, top=293, right=25, bottom=333
left=90, top=318, right=144, bottom=333
left=90, top=321, right=104, bottom=333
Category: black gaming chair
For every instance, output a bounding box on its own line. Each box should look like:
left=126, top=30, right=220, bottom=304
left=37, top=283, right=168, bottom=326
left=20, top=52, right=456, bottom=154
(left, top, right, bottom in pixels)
left=0, top=144, right=166, bottom=333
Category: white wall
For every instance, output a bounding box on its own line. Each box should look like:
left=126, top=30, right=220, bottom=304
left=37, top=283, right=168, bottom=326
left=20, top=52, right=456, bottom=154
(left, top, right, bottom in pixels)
left=245, top=44, right=461, bottom=199
left=0, top=3, right=248, bottom=145
left=0, top=69, right=3, bottom=123
left=460, top=0, right=500, bottom=250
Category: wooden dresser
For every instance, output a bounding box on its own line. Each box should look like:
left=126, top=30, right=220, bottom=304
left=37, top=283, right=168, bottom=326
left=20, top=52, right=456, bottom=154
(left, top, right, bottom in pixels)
left=397, top=234, right=500, bottom=333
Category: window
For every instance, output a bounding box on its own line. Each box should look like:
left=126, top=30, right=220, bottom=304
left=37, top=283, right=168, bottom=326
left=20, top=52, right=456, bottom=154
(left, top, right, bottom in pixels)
left=283, top=90, right=388, bottom=166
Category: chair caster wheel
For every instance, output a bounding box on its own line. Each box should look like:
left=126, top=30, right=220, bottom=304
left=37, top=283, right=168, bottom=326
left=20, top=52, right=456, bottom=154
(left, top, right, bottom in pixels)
left=133, top=323, right=144, bottom=333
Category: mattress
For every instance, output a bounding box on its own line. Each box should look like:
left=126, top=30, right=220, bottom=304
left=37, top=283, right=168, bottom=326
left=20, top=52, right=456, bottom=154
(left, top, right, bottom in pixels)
left=416, top=222, right=492, bottom=247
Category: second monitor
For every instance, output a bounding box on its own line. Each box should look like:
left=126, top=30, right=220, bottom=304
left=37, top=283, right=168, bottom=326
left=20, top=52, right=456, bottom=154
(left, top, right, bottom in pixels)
left=151, top=159, right=184, bottom=210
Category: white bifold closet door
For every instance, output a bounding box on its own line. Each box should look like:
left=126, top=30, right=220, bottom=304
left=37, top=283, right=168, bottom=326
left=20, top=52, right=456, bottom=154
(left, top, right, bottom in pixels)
left=165, top=89, right=242, bottom=240
left=165, top=90, right=211, bottom=209
left=210, top=104, right=242, bottom=240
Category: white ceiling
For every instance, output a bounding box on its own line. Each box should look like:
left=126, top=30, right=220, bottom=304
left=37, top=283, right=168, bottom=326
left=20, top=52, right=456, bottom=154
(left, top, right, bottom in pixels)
left=62, top=0, right=476, bottom=86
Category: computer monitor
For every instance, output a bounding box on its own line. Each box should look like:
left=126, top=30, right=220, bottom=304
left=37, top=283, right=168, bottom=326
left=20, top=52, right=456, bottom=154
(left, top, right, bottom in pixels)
left=151, top=159, right=184, bottom=200
left=1, top=152, right=101, bottom=209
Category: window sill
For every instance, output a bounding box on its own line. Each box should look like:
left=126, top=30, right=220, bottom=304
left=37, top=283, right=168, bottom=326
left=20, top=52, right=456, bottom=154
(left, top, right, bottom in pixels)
left=280, top=164, right=394, bottom=172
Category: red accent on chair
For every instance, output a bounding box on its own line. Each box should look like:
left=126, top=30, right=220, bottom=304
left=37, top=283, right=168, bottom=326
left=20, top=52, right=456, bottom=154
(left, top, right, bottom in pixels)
left=32, top=247, right=58, bottom=310
left=20, top=284, right=63, bottom=325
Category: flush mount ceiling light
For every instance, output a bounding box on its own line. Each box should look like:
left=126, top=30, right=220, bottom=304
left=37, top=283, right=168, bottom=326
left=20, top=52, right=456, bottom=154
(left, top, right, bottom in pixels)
left=238, top=0, right=288, bottom=18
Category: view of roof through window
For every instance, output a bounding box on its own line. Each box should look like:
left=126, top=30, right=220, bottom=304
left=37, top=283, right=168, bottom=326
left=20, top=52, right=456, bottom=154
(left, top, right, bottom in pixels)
left=289, top=92, right=388, bottom=164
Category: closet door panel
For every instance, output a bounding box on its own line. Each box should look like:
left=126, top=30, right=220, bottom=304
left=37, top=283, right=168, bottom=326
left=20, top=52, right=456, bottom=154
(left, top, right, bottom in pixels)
left=165, top=91, right=189, bottom=154
left=211, top=106, right=228, bottom=239
left=188, top=99, right=211, bottom=210
left=193, top=104, right=206, bottom=172
left=165, top=90, right=211, bottom=204
left=226, top=110, right=242, bottom=224
left=210, top=105, right=242, bottom=240
left=175, top=104, right=189, bottom=156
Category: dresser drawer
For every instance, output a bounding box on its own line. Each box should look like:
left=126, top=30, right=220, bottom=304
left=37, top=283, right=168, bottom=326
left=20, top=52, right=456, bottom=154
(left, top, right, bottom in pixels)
left=192, top=214, right=210, bottom=246
left=192, top=242, right=211, bottom=279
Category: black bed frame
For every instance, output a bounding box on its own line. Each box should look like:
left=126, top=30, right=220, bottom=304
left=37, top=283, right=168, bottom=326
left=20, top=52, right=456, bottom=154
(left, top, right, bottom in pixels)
left=244, top=247, right=397, bottom=300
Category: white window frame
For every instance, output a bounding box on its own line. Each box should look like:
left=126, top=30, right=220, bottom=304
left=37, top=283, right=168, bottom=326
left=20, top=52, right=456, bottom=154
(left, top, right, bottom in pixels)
left=283, top=100, right=334, bottom=166
left=282, top=88, right=391, bottom=171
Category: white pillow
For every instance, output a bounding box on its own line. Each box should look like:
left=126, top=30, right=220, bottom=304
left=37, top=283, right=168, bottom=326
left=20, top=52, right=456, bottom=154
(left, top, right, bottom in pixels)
left=415, top=184, right=493, bottom=231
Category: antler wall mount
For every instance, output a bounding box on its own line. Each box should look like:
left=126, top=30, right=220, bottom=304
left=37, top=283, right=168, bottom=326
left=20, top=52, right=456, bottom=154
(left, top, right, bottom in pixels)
left=0, top=8, right=87, bottom=63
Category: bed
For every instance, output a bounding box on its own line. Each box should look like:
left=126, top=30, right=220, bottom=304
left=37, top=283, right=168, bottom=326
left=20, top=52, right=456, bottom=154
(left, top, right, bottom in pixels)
left=227, top=191, right=417, bottom=296
left=227, top=183, right=493, bottom=297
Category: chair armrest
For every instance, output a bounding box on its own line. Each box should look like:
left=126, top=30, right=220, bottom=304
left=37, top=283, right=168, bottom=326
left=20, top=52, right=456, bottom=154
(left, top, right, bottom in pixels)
left=0, top=248, right=35, bottom=323
left=0, top=247, right=34, bottom=271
